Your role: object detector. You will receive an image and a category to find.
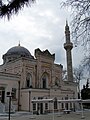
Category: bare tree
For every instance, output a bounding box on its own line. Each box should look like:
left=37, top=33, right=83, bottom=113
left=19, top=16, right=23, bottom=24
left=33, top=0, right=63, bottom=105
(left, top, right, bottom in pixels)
left=81, top=55, right=90, bottom=75
left=73, top=66, right=84, bottom=98
left=61, top=0, right=90, bottom=74
left=61, top=0, right=90, bottom=48
left=63, top=66, right=84, bottom=98
left=0, top=0, right=35, bottom=19
left=73, top=66, right=83, bottom=83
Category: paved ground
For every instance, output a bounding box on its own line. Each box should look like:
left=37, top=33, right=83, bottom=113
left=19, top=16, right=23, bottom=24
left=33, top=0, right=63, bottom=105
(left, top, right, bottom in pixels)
left=0, top=111, right=90, bottom=120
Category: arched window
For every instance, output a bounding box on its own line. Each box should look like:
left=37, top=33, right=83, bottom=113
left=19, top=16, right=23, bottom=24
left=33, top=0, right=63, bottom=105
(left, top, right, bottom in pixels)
left=41, top=73, right=48, bottom=89
left=26, top=73, right=32, bottom=88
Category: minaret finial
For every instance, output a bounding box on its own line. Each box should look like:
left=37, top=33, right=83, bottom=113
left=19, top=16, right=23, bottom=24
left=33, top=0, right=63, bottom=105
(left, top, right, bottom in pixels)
left=65, top=19, right=69, bottom=30
left=18, top=41, right=20, bottom=46
left=66, top=19, right=68, bottom=26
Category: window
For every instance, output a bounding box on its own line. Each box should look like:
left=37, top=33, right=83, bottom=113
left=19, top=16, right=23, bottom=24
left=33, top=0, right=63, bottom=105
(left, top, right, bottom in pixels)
left=61, top=98, right=64, bottom=109
left=41, top=73, right=48, bottom=88
left=33, top=103, right=36, bottom=111
left=26, top=79, right=30, bottom=87
left=65, top=95, right=68, bottom=110
left=0, top=91, right=2, bottom=101
left=42, top=77, right=46, bottom=88
left=37, top=103, right=40, bottom=110
left=12, top=88, right=16, bottom=100
left=70, top=98, right=72, bottom=109
left=54, top=98, right=57, bottom=109
left=26, top=73, right=32, bottom=88
left=0, top=87, right=5, bottom=103
left=45, top=103, right=48, bottom=110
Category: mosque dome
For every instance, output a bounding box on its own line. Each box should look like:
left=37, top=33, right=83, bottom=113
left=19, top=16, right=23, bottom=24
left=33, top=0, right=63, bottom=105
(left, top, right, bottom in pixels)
left=3, top=44, right=34, bottom=64
left=6, top=44, right=31, bottom=57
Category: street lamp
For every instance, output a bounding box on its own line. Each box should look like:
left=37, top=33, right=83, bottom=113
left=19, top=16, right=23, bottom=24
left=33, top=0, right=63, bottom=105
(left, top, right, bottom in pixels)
left=7, top=92, right=12, bottom=120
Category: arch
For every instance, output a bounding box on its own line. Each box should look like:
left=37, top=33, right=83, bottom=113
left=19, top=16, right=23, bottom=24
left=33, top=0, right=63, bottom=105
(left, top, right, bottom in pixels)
left=41, top=72, right=49, bottom=89
left=26, top=73, right=32, bottom=88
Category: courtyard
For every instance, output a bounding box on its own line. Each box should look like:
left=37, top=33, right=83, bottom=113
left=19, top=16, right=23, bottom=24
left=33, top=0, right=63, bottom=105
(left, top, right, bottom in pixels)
left=0, top=110, right=90, bottom=120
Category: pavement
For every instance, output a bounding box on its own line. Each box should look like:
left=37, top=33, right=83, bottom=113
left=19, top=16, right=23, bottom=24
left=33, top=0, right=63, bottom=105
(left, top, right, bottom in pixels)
left=0, top=111, right=90, bottom=120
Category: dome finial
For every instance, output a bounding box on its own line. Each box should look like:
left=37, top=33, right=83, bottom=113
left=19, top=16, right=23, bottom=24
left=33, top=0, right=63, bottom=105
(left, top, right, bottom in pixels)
left=18, top=41, right=20, bottom=46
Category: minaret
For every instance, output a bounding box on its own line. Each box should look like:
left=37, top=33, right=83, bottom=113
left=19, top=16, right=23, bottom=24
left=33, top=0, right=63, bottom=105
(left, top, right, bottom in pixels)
left=64, top=21, right=73, bottom=82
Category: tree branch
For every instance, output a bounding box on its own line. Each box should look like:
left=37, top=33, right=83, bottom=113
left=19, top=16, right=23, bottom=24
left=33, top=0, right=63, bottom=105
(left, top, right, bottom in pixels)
left=0, top=0, right=35, bottom=19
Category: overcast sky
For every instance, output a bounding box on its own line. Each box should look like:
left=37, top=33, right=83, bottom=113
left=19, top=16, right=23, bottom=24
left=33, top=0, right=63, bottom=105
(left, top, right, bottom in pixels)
left=0, top=0, right=83, bottom=69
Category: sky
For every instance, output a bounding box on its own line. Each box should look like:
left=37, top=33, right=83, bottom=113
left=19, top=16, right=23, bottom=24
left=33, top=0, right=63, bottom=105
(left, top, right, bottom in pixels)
left=0, top=0, right=83, bottom=69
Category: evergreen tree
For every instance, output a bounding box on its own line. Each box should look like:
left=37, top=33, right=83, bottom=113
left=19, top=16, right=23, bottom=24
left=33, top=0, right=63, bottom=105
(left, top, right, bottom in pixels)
left=81, top=79, right=90, bottom=108
left=0, top=0, right=35, bottom=19
left=86, top=79, right=89, bottom=88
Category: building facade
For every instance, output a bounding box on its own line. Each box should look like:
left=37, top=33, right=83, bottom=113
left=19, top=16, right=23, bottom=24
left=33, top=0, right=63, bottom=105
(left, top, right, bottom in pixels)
left=0, top=23, right=78, bottom=113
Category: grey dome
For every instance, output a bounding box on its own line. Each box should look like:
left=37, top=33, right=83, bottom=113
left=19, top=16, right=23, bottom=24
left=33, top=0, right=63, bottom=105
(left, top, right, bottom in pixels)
left=6, top=45, right=31, bottom=57
left=2, top=44, right=34, bottom=64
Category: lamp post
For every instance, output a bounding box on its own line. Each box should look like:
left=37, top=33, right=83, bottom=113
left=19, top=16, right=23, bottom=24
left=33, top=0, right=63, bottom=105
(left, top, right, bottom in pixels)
left=7, top=92, right=12, bottom=120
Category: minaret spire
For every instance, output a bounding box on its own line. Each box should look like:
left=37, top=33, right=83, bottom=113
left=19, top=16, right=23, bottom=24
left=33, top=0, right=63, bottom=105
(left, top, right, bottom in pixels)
left=65, top=20, right=70, bottom=43
left=64, top=21, right=73, bottom=82
left=66, top=19, right=68, bottom=26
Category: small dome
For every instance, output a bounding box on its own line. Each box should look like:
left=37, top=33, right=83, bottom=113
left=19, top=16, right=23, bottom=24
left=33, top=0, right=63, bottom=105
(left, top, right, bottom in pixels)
left=6, top=45, right=31, bottom=57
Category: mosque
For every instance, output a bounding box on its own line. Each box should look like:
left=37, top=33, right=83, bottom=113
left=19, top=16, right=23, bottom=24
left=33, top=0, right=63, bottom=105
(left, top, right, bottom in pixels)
left=0, top=22, right=78, bottom=113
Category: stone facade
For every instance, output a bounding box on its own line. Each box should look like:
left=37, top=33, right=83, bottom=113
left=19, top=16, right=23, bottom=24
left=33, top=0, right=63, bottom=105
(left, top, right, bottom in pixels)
left=0, top=23, right=78, bottom=113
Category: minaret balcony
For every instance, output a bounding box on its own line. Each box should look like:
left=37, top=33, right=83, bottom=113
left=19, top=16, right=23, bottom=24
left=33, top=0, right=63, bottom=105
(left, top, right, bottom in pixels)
left=64, top=42, right=73, bottom=50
